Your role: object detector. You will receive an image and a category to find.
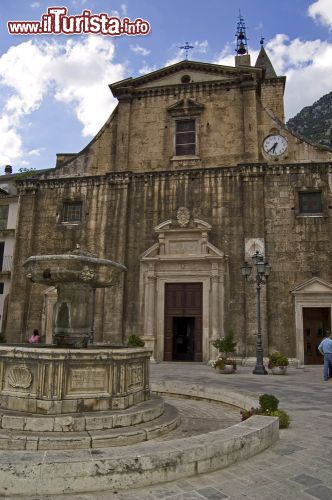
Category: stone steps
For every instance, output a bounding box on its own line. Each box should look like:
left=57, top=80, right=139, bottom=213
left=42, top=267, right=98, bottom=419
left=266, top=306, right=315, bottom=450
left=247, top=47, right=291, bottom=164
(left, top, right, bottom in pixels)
left=0, top=381, right=279, bottom=498
left=0, top=403, right=180, bottom=450
left=0, top=394, right=164, bottom=432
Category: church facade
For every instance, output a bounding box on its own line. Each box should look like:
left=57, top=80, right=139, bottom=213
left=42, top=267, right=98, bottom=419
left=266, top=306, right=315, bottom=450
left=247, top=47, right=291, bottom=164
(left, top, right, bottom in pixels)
left=5, top=43, right=332, bottom=365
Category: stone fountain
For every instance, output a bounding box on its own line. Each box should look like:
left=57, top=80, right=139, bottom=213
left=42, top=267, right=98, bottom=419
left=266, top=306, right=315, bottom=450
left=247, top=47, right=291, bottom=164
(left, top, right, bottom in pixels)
left=0, top=249, right=152, bottom=414
left=24, top=247, right=126, bottom=348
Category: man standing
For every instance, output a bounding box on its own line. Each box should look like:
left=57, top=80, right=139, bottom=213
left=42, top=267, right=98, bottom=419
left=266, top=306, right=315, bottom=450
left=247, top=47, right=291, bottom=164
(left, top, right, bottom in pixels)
left=318, top=331, right=332, bottom=381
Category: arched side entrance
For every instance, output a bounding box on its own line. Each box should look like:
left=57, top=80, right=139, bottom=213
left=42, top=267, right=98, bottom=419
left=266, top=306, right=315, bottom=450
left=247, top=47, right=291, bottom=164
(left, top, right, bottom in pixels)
left=292, top=277, right=332, bottom=365
left=139, top=213, right=227, bottom=362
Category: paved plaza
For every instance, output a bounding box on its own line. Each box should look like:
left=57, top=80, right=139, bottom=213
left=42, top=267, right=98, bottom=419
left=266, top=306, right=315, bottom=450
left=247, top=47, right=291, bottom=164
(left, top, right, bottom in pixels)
left=8, top=363, right=332, bottom=500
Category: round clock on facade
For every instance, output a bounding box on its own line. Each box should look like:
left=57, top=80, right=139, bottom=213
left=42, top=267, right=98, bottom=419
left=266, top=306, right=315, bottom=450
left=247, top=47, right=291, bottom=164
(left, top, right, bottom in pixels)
left=263, top=134, right=288, bottom=157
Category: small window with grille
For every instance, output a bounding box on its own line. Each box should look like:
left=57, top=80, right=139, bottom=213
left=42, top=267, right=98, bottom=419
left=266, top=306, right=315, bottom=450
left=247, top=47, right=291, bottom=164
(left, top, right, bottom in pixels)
left=62, top=201, right=82, bottom=223
left=0, top=205, right=9, bottom=230
left=175, top=120, right=196, bottom=156
left=298, top=191, right=323, bottom=215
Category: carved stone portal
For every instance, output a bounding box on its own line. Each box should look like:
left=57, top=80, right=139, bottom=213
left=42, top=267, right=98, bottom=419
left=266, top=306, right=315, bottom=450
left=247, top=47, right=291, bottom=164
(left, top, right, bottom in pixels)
left=140, top=215, right=227, bottom=362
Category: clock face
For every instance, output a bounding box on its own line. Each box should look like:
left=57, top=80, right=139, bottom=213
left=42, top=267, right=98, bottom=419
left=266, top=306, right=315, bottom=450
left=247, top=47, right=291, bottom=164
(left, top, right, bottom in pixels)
left=263, top=134, right=288, bottom=157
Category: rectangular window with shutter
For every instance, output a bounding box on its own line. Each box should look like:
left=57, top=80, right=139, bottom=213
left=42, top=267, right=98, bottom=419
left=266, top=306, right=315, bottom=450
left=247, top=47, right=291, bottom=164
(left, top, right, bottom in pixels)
left=175, top=120, right=196, bottom=156
left=298, top=191, right=323, bottom=214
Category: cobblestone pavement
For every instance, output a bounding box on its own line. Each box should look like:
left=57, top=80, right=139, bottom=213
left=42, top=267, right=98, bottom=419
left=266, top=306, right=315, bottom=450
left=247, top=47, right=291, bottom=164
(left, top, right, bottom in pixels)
left=10, top=363, right=332, bottom=500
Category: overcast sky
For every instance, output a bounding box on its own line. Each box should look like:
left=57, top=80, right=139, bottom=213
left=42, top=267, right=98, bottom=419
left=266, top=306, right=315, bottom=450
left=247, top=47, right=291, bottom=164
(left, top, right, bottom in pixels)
left=0, top=0, right=332, bottom=171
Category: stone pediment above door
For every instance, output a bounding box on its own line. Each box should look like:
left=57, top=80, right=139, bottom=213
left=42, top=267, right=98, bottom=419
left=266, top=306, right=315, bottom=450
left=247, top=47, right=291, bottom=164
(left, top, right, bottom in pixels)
left=140, top=209, right=226, bottom=261
left=291, top=277, right=332, bottom=295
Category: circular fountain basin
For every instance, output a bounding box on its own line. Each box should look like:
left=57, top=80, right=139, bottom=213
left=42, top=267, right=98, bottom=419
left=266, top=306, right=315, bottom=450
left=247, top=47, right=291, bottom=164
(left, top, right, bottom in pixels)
left=0, top=345, right=151, bottom=414
left=24, top=252, right=126, bottom=288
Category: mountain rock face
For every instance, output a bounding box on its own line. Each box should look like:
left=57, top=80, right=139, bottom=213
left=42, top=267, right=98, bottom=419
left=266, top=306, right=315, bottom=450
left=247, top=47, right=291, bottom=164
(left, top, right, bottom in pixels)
left=287, top=91, right=332, bottom=149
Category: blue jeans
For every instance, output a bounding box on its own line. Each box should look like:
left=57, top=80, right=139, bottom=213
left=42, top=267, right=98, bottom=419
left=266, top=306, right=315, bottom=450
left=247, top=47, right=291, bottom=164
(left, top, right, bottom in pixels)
left=323, top=353, right=332, bottom=380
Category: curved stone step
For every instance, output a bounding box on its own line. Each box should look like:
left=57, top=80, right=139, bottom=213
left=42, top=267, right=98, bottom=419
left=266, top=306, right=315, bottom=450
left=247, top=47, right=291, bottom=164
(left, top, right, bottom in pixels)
left=90, top=404, right=180, bottom=448
left=0, top=394, right=164, bottom=433
left=0, top=403, right=180, bottom=450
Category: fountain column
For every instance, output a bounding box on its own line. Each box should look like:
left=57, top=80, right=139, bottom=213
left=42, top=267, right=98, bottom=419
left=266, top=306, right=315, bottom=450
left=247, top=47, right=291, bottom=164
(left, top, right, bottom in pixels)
left=54, top=282, right=94, bottom=347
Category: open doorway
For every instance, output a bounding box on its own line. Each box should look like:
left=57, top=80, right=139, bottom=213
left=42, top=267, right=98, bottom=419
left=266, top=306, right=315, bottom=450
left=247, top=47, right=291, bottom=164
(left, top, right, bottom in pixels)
left=173, top=317, right=195, bottom=361
left=164, top=283, right=202, bottom=361
left=303, top=307, right=330, bottom=364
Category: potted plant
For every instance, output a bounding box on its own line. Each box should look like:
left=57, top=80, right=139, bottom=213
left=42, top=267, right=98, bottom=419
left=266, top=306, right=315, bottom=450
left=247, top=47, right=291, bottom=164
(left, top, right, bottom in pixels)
left=268, top=351, right=289, bottom=375
left=212, top=330, right=237, bottom=374
left=241, top=393, right=291, bottom=429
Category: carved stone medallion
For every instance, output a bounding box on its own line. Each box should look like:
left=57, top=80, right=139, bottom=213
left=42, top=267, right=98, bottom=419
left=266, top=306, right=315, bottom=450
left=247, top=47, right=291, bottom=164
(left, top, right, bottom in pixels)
left=80, top=266, right=95, bottom=282
left=177, top=207, right=190, bottom=227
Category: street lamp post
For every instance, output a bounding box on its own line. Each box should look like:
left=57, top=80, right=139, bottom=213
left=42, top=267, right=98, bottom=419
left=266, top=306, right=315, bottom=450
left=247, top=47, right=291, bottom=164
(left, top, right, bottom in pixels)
left=241, top=251, right=271, bottom=375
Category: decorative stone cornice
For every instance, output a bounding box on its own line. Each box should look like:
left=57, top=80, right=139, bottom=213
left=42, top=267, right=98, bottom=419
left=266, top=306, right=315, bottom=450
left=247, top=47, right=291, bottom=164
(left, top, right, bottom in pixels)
left=16, top=175, right=109, bottom=193
left=15, top=162, right=332, bottom=194
left=261, top=75, right=286, bottom=91
left=110, top=60, right=262, bottom=101
left=110, top=60, right=262, bottom=94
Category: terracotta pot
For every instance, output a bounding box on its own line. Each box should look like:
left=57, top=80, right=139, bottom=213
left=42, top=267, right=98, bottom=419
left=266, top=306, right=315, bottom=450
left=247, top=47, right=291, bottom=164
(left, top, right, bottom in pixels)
left=218, top=364, right=235, bottom=374
left=271, top=366, right=287, bottom=375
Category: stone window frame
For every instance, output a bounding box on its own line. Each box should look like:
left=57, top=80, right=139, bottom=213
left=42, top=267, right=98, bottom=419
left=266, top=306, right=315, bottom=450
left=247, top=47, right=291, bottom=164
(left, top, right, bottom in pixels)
left=295, top=187, right=327, bottom=218
left=174, top=118, right=198, bottom=157
left=167, top=98, right=204, bottom=161
left=0, top=204, right=9, bottom=230
left=57, top=197, right=85, bottom=226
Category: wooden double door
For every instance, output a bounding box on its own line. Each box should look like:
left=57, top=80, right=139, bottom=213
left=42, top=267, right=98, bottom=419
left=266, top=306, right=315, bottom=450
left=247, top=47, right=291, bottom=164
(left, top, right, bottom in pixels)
left=303, top=307, right=330, bottom=364
left=164, top=283, right=203, bottom=361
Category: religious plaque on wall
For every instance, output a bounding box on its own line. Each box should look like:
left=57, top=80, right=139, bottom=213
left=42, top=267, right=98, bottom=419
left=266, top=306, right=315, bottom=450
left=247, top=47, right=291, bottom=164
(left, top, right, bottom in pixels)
left=244, top=238, right=265, bottom=260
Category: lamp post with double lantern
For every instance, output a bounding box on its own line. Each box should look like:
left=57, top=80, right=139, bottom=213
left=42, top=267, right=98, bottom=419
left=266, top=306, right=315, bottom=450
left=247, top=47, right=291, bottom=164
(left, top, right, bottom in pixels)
left=241, top=251, right=271, bottom=375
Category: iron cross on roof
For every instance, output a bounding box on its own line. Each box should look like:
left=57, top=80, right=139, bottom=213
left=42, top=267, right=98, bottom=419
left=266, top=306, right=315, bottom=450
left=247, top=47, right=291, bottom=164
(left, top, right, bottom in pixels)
left=179, top=42, right=194, bottom=60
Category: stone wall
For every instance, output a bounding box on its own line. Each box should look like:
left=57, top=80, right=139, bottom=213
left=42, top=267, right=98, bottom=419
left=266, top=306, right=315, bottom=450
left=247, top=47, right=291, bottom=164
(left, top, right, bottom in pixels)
left=6, top=163, right=332, bottom=359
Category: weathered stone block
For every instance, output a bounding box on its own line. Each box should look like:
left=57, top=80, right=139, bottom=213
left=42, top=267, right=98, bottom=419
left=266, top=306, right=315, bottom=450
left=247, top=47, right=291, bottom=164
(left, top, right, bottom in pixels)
left=25, top=437, right=39, bottom=450
left=90, top=428, right=146, bottom=448
left=38, top=434, right=91, bottom=450
left=36, top=399, right=62, bottom=415
left=85, top=415, right=113, bottom=431
left=61, top=399, right=78, bottom=413
left=1, top=415, right=25, bottom=430
left=53, top=415, right=85, bottom=432
left=25, top=417, right=54, bottom=432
